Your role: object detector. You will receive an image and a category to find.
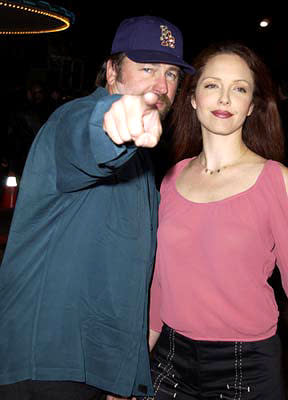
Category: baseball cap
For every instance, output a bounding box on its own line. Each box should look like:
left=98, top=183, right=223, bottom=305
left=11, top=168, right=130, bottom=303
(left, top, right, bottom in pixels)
left=111, top=16, right=195, bottom=74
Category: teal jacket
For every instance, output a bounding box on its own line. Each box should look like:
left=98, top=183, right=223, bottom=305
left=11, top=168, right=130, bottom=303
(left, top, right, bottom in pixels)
left=0, top=88, right=158, bottom=396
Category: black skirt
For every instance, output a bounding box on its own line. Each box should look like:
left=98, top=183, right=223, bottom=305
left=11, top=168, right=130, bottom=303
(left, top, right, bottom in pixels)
left=146, top=324, right=285, bottom=400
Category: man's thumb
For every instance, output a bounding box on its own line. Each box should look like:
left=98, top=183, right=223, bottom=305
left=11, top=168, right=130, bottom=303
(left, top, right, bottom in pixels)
left=143, top=92, right=159, bottom=106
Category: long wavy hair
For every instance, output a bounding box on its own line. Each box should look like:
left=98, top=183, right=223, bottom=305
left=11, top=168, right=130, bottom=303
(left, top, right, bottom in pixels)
left=169, top=42, right=285, bottom=163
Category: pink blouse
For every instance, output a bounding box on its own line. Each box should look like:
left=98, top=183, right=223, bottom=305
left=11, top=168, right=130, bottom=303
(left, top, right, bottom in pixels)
left=150, top=159, right=288, bottom=341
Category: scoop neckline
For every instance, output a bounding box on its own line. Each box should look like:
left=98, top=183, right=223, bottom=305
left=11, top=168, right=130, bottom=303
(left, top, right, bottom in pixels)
left=173, top=158, right=271, bottom=206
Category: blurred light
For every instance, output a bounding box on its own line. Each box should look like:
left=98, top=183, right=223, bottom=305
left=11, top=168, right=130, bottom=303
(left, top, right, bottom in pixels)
left=259, top=18, right=270, bottom=28
left=0, top=0, right=73, bottom=34
left=6, top=176, right=17, bottom=187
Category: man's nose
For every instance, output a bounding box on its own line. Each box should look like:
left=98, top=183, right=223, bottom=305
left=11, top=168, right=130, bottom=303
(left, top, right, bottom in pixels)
left=153, top=75, right=169, bottom=95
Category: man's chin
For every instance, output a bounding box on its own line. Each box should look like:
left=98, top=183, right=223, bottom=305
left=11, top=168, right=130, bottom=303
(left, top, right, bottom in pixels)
left=158, top=106, right=171, bottom=120
left=156, top=95, right=172, bottom=120
left=157, top=105, right=171, bottom=121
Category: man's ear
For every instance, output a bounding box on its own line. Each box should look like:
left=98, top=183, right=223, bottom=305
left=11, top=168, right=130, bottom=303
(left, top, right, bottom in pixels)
left=106, top=59, right=117, bottom=86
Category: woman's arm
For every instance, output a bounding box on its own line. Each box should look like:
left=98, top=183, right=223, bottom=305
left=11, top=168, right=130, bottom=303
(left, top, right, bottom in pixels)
left=149, top=328, right=161, bottom=351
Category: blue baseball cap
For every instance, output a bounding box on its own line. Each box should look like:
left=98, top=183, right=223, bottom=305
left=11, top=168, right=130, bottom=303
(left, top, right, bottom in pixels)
left=111, top=16, right=195, bottom=74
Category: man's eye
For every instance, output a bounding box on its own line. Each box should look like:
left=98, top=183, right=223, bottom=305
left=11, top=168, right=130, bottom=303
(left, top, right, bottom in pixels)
left=167, top=71, right=178, bottom=80
left=143, top=68, right=153, bottom=73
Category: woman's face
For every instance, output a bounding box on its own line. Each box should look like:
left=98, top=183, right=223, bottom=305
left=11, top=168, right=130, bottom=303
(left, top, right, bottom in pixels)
left=191, top=53, right=254, bottom=138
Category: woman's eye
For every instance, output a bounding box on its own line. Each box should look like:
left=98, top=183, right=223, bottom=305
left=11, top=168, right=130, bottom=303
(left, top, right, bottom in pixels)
left=235, top=87, right=247, bottom=93
left=204, top=83, right=218, bottom=89
left=143, top=68, right=153, bottom=73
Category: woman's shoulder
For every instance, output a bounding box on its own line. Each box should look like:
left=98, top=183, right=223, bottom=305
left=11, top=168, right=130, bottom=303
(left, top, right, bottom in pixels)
left=165, top=157, right=195, bottom=180
left=258, top=156, right=288, bottom=196
left=160, top=158, right=194, bottom=193
left=246, top=153, right=287, bottom=177
left=274, top=161, right=288, bottom=193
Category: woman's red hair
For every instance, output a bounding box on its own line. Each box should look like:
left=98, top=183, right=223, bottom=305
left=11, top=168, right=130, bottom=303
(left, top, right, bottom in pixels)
left=169, top=42, right=285, bottom=164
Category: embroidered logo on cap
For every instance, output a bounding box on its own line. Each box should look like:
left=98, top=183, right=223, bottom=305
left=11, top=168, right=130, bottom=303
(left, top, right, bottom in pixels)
left=160, top=25, right=176, bottom=48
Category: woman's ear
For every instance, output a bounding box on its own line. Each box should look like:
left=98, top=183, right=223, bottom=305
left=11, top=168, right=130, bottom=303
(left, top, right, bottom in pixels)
left=191, top=96, right=197, bottom=110
left=247, top=102, right=254, bottom=117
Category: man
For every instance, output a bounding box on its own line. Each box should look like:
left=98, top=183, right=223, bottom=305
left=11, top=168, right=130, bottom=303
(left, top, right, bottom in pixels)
left=0, top=16, right=194, bottom=400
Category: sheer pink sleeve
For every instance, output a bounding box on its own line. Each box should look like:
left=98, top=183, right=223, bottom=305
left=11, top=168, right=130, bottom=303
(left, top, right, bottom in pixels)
left=270, top=162, right=288, bottom=296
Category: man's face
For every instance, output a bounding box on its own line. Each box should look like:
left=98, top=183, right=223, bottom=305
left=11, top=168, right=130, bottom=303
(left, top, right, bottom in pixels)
left=29, top=85, right=45, bottom=104
left=107, top=56, right=180, bottom=119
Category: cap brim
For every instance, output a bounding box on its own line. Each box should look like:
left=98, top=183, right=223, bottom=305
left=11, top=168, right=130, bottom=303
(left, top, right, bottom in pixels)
left=126, top=50, right=195, bottom=74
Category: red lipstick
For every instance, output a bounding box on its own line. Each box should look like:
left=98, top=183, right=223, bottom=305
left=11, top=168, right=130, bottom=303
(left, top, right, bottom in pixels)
left=212, top=110, right=233, bottom=118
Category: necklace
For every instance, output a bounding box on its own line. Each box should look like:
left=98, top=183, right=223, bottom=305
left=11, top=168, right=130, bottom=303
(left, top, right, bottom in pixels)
left=198, top=148, right=248, bottom=175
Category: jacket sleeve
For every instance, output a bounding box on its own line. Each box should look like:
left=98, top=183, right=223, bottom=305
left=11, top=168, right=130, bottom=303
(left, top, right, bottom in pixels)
left=54, top=89, right=139, bottom=192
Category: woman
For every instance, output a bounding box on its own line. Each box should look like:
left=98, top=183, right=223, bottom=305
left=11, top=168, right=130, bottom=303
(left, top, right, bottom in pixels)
left=148, top=42, right=287, bottom=399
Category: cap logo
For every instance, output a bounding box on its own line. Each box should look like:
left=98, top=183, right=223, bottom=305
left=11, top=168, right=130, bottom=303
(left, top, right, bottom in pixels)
left=160, top=25, right=176, bottom=49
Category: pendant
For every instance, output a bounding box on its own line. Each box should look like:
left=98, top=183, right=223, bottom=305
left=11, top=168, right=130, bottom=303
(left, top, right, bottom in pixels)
left=205, top=168, right=221, bottom=174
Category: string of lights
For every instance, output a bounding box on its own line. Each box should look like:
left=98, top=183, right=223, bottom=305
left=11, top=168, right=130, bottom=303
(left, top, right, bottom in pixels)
left=0, top=0, right=74, bottom=34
